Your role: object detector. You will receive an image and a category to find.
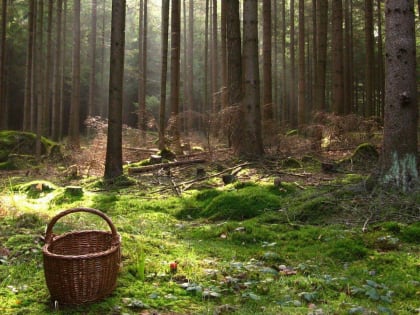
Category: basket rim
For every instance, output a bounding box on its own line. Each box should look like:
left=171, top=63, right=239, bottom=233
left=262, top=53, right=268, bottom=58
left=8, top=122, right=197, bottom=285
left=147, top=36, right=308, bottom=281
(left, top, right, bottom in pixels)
left=42, top=230, right=121, bottom=260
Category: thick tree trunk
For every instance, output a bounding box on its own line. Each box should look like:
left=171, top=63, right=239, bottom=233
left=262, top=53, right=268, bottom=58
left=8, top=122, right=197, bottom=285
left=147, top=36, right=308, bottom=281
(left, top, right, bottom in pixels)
left=239, top=0, right=264, bottom=157
left=381, top=0, right=418, bottom=191
left=227, top=0, right=242, bottom=150
left=104, top=0, right=126, bottom=180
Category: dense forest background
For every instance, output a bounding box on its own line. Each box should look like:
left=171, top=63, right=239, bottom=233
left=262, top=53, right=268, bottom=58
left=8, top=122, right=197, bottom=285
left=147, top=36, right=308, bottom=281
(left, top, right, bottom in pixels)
left=0, top=0, right=418, bottom=134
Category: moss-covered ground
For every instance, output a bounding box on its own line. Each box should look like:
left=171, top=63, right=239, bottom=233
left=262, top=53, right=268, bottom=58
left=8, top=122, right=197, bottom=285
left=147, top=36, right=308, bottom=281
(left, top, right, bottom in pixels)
left=0, top=152, right=419, bottom=315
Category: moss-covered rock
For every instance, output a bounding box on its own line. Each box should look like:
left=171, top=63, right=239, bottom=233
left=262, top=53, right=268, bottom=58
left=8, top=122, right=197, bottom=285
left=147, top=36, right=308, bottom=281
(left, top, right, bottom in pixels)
left=0, top=130, right=62, bottom=169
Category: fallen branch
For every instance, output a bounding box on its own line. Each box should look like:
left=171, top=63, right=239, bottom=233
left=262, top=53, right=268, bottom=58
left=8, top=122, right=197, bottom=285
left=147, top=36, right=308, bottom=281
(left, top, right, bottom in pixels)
left=151, top=162, right=253, bottom=193
left=128, top=159, right=206, bottom=174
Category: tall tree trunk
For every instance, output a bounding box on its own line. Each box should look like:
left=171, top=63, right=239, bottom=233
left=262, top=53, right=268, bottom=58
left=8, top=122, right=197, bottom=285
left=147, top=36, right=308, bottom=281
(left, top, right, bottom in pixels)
left=52, top=0, right=62, bottom=140
left=182, top=0, right=187, bottom=133
left=281, top=0, right=287, bottom=122
left=331, top=0, right=344, bottom=114
left=0, top=0, right=7, bottom=129
left=158, top=0, right=169, bottom=150
left=220, top=0, right=227, bottom=112
left=203, top=0, right=209, bottom=129
left=273, top=0, right=279, bottom=121
left=240, top=0, right=264, bottom=157
left=99, top=0, right=107, bottom=118
left=364, top=0, right=374, bottom=116
left=377, top=0, right=385, bottom=118
left=104, top=0, right=126, bottom=180
left=68, top=0, right=81, bottom=148
left=187, top=0, right=194, bottom=130
left=59, top=0, right=67, bottom=139
left=227, top=0, right=242, bottom=150
left=138, top=0, right=147, bottom=144
left=381, top=0, right=418, bottom=192
left=88, top=0, right=97, bottom=118
left=263, top=0, right=273, bottom=125
left=211, top=0, right=218, bottom=113
left=35, top=0, right=44, bottom=158
left=289, top=0, right=296, bottom=127
left=343, top=0, right=352, bottom=114
left=314, top=0, right=328, bottom=112
left=297, top=0, right=306, bottom=126
left=43, top=0, right=53, bottom=136
left=170, top=0, right=181, bottom=152
left=311, top=0, right=317, bottom=116
left=23, top=0, right=35, bottom=131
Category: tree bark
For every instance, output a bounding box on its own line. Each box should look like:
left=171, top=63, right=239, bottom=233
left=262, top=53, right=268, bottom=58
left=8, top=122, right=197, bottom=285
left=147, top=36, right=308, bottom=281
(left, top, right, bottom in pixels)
left=381, top=0, right=418, bottom=192
left=364, top=0, right=375, bottom=117
left=88, top=0, right=97, bottom=118
left=239, top=0, right=264, bottom=157
left=227, top=0, right=242, bottom=150
left=297, top=0, right=306, bottom=126
left=104, top=0, right=126, bottom=180
left=52, top=0, right=63, bottom=140
left=187, top=0, right=194, bottom=130
left=158, top=0, right=169, bottom=150
left=170, top=0, right=181, bottom=152
left=314, top=0, right=328, bottom=112
left=0, top=0, right=8, bottom=129
left=138, top=0, right=147, bottom=144
left=263, top=0, right=273, bottom=124
left=23, top=0, right=35, bottom=132
left=289, top=0, right=296, bottom=127
left=68, top=0, right=81, bottom=148
left=331, top=0, right=344, bottom=114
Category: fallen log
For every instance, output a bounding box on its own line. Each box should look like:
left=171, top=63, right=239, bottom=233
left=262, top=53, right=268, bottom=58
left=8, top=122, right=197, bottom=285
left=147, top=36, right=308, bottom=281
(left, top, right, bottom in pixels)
left=128, top=158, right=206, bottom=174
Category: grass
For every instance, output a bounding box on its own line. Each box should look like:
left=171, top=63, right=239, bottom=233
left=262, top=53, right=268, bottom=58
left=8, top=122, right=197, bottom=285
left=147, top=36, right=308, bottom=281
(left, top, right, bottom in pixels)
left=0, top=173, right=419, bottom=315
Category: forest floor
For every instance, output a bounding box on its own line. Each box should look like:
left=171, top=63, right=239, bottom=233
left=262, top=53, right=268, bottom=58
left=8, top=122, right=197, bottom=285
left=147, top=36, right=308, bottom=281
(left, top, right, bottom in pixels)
left=0, top=125, right=419, bottom=315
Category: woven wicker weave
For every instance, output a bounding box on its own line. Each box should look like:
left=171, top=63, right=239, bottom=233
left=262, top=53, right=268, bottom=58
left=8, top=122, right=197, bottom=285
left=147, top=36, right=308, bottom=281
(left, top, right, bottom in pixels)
left=42, top=207, right=121, bottom=305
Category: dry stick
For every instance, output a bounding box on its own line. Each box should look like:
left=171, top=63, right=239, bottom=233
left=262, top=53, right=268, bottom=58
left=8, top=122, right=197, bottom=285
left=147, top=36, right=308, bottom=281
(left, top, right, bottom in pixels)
left=152, top=162, right=254, bottom=193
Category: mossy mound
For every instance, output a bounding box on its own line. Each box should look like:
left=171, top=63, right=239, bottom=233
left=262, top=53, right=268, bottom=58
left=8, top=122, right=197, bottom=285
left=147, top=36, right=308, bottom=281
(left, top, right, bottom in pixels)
left=14, top=180, right=57, bottom=199
left=198, top=184, right=284, bottom=221
left=339, top=143, right=378, bottom=170
left=0, top=130, right=62, bottom=169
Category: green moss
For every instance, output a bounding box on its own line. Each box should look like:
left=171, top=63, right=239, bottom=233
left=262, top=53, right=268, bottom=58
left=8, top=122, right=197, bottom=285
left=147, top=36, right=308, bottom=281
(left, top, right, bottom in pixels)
left=292, top=195, right=337, bottom=223
left=0, top=160, right=17, bottom=170
left=200, top=185, right=283, bottom=220
left=400, top=222, right=420, bottom=243
left=327, top=239, right=368, bottom=262
left=282, top=157, right=302, bottom=169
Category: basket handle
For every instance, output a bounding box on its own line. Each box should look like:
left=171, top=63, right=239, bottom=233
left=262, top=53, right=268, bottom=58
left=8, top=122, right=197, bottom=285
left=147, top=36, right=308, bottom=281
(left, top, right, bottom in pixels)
left=44, top=207, right=119, bottom=244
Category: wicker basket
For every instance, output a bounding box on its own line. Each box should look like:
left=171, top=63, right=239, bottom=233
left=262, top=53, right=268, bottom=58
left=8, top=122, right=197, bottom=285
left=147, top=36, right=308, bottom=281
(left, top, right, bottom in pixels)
left=42, top=207, right=121, bottom=305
